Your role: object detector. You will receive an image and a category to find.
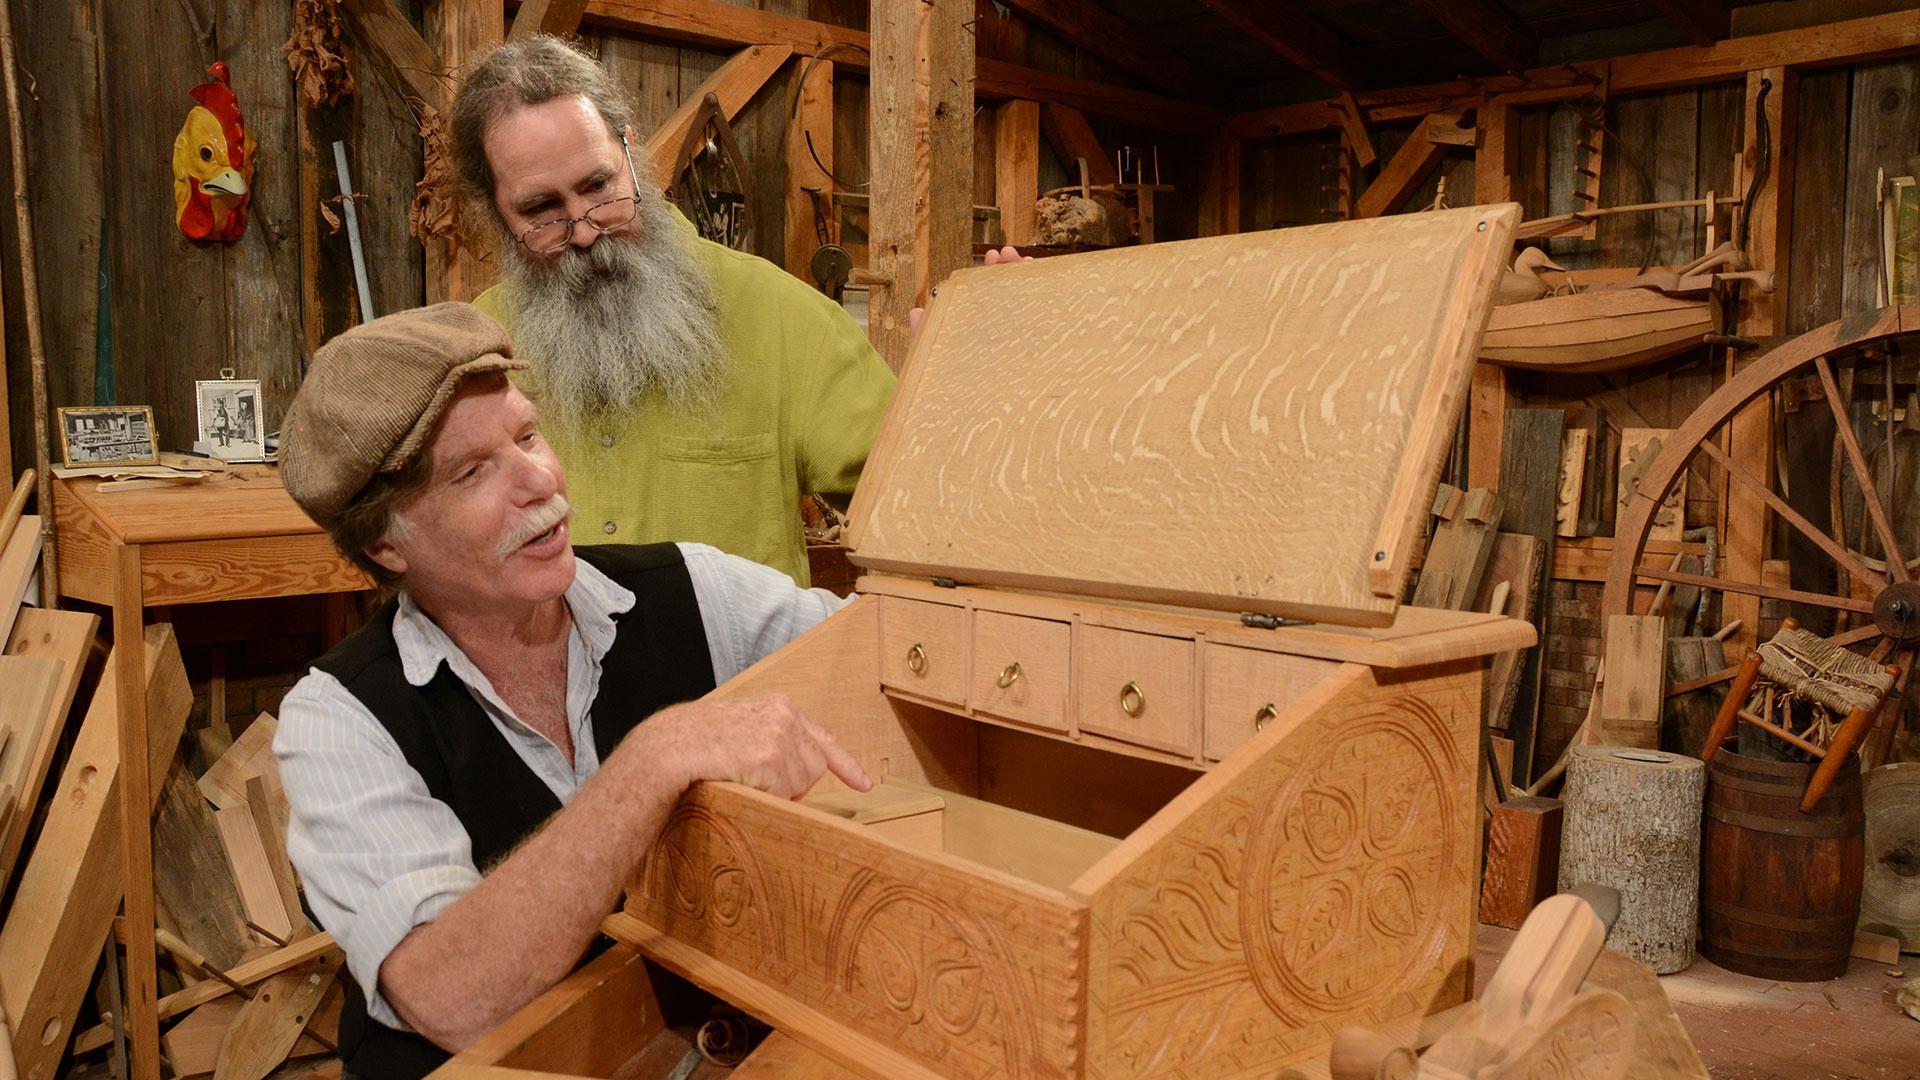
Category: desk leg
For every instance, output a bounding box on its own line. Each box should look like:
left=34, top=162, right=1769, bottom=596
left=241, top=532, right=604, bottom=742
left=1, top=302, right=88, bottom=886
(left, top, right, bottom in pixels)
left=111, top=541, right=160, bottom=1080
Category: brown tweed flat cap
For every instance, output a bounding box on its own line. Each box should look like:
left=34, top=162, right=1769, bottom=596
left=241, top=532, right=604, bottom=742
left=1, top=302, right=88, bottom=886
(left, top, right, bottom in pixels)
left=281, top=302, right=527, bottom=527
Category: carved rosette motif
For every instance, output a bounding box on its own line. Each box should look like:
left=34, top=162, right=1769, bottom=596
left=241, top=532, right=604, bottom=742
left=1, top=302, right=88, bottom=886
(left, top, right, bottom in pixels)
left=1241, top=699, right=1462, bottom=1025
left=825, top=869, right=1040, bottom=1079
left=636, top=802, right=785, bottom=968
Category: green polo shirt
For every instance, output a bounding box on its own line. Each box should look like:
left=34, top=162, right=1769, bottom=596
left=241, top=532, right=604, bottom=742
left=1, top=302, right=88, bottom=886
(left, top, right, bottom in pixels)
left=472, top=225, right=894, bottom=587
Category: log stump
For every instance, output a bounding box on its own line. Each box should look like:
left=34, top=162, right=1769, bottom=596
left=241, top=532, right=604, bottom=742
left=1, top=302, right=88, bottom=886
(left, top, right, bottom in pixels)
left=1559, top=746, right=1704, bottom=973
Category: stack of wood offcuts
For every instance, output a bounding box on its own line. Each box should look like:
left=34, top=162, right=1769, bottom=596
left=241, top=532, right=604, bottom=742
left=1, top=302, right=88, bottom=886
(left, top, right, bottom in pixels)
left=0, top=473, right=340, bottom=1080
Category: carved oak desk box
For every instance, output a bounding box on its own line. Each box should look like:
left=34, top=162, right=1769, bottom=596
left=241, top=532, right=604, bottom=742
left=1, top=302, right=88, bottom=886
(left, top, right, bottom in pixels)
left=442, top=204, right=1535, bottom=1080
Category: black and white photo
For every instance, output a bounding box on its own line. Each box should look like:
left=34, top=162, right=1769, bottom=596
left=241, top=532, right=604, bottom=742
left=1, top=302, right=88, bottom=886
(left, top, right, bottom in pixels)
left=57, top=405, right=159, bottom=468
left=194, top=378, right=266, bottom=462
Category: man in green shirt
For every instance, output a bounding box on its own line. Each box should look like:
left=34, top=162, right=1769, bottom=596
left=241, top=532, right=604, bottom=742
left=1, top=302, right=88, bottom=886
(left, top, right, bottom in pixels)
left=450, top=36, right=894, bottom=586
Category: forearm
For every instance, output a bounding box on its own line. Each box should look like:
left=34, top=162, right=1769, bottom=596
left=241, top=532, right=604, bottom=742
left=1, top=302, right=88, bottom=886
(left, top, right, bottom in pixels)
left=377, top=741, right=685, bottom=1049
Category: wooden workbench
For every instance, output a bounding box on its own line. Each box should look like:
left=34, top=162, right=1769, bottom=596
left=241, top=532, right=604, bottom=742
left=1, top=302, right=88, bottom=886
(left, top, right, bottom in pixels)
left=51, top=467, right=371, bottom=1080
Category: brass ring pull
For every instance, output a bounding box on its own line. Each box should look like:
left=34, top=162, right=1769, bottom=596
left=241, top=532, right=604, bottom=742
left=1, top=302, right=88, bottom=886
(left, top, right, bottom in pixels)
left=1120, top=680, right=1145, bottom=717
left=906, top=643, right=927, bottom=675
left=996, top=661, right=1022, bottom=689
left=1254, top=703, right=1278, bottom=732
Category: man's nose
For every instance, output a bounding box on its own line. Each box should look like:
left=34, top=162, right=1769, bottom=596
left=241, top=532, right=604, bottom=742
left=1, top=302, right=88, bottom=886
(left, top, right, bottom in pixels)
left=567, top=214, right=598, bottom=249
left=512, top=451, right=562, bottom=501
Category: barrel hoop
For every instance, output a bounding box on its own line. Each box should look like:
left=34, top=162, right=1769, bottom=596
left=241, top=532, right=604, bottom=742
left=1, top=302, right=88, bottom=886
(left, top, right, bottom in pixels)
left=1702, top=896, right=1859, bottom=935
left=1703, top=803, right=1864, bottom=838
left=1710, top=772, right=1819, bottom=798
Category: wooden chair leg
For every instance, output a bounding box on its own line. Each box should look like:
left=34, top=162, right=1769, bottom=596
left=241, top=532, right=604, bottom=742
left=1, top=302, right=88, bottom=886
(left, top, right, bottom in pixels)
left=1801, top=662, right=1903, bottom=812
left=1701, top=650, right=1764, bottom=763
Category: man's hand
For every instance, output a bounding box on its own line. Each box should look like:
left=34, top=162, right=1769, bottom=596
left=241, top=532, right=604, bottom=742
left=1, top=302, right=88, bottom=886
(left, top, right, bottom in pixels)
left=634, top=693, right=873, bottom=799
left=909, top=245, right=1034, bottom=338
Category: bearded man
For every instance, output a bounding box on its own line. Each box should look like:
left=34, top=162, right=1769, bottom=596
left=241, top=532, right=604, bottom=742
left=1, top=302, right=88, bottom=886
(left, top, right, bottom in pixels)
left=449, top=35, right=893, bottom=587
left=275, top=303, right=870, bottom=1080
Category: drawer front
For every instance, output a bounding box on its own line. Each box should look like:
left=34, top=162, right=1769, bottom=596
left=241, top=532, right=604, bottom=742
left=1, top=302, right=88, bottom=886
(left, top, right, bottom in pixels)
left=1077, top=626, right=1195, bottom=755
left=878, top=596, right=967, bottom=704
left=969, top=611, right=1071, bottom=732
left=1204, top=645, right=1343, bottom=761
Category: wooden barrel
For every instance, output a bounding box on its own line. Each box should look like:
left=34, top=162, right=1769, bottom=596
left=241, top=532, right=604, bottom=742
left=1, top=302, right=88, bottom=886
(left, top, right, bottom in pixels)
left=1700, top=749, right=1865, bottom=981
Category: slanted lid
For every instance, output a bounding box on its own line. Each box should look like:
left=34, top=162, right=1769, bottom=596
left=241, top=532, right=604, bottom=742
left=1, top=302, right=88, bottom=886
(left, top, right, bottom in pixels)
left=845, top=204, right=1518, bottom=628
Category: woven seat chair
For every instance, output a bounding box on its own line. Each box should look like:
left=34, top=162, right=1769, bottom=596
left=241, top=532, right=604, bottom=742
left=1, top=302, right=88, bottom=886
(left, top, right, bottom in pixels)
left=1700, top=618, right=1901, bottom=812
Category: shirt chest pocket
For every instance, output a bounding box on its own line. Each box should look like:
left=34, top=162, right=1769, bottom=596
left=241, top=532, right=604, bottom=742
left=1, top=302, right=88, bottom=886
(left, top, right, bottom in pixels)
left=654, top=432, right=787, bottom=564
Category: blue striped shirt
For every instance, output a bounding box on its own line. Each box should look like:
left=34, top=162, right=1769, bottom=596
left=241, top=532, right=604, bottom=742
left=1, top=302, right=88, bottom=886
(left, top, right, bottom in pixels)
left=274, top=543, right=845, bottom=1029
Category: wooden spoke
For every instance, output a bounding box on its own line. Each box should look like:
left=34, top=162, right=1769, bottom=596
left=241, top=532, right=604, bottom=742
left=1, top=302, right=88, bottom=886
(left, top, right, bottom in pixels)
left=1632, top=565, right=1875, bottom=614
left=1869, top=647, right=1916, bottom=767
left=1814, top=355, right=1911, bottom=581
left=1696, top=438, right=1884, bottom=591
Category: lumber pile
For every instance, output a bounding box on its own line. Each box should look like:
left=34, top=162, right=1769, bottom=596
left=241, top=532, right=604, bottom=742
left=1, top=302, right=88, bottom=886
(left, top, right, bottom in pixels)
left=0, top=472, right=339, bottom=1080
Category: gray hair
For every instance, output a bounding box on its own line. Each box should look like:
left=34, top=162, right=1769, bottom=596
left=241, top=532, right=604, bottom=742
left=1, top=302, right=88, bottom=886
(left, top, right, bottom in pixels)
left=450, top=35, right=637, bottom=226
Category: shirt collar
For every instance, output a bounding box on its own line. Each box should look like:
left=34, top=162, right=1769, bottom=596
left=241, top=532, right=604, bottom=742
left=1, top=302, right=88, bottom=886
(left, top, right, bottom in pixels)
left=391, top=555, right=638, bottom=687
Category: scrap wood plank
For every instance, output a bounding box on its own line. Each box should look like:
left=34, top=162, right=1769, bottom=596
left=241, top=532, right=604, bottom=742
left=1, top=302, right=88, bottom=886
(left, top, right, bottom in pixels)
left=0, top=514, right=43, bottom=647
left=1599, top=614, right=1667, bottom=748
left=162, top=980, right=340, bottom=1078
left=71, top=934, right=339, bottom=1055
left=1413, top=485, right=1503, bottom=610
left=1557, top=427, right=1589, bottom=538
left=155, top=758, right=255, bottom=969
left=0, top=656, right=60, bottom=833
left=1479, top=795, right=1564, bottom=929
left=0, top=607, right=100, bottom=893
left=0, top=624, right=191, bottom=1080
left=211, top=953, right=342, bottom=1080
left=1618, top=427, right=1687, bottom=543
left=1474, top=532, right=1543, bottom=733
left=245, top=775, right=309, bottom=938
left=1498, top=408, right=1565, bottom=782
left=214, top=804, right=294, bottom=946
left=198, top=713, right=279, bottom=811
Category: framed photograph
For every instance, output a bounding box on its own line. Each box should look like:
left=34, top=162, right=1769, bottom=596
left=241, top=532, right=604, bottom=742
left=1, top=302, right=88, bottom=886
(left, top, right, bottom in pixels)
left=195, top=378, right=266, bottom=462
left=57, top=405, right=160, bottom=468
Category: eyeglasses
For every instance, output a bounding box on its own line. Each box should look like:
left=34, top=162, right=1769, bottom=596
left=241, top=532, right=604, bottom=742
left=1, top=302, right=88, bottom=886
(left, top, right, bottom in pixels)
left=513, top=132, right=647, bottom=255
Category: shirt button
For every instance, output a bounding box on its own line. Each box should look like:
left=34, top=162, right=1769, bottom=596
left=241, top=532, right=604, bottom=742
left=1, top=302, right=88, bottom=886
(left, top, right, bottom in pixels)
left=602, top=521, right=617, bottom=535
left=601, top=434, right=615, bottom=447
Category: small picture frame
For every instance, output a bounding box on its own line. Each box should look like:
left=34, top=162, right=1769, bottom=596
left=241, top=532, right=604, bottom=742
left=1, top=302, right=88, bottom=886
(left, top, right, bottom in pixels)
left=57, top=405, right=160, bottom=468
left=195, top=377, right=266, bottom=462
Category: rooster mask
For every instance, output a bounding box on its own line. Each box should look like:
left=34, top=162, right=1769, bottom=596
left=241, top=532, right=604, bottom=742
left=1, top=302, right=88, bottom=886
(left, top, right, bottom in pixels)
left=173, top=62, right=256, bottom=243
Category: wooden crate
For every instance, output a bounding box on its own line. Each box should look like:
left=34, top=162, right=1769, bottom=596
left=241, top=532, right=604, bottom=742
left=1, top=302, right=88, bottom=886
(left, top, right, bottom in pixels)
left=436, top=205, right=1530, bottom=1079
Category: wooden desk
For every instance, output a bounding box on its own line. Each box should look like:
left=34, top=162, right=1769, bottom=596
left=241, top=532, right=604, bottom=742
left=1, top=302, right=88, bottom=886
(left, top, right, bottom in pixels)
left=53, top=468, right=372, bottom=1080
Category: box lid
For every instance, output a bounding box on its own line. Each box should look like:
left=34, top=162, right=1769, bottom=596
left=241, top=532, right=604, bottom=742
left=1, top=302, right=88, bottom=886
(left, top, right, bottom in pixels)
left=845, top=204, right=1518, bottom=628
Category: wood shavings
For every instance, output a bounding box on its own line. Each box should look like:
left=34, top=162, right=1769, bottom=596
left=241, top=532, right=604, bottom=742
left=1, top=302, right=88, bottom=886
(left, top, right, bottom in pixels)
left=283, top=0, right=354, bottom=109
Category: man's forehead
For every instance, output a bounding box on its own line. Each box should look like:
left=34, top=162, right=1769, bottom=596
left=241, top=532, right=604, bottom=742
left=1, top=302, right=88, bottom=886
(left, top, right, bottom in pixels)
left=427, top=378, right=532, bottom=460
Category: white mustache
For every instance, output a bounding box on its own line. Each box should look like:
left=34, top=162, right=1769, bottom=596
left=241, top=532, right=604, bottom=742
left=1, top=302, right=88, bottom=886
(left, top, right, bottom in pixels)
left=495, top=494, right=573, bottom=562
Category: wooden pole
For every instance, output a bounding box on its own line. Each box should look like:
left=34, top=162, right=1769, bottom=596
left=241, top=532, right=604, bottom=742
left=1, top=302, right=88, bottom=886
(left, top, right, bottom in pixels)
left=0, top=0, right=58, bottom=603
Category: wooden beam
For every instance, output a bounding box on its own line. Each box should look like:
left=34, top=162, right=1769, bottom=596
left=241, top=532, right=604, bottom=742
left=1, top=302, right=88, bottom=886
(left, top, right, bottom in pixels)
left=1197, top=134, right=1241, bottom=237
left=867, top=0, right=972, bottom=372
left=1039, top=103, right=1117, bottom=187
left=1475, top=101, right=1518, bottom=205
left=1407, top=0, right=1537, bottom=73
left=582, top=0, right=1222, bottom=132
left=994, top=100, right=1041, bottom=247
left=640, top=44, right=794, bottom=182
left=340, top=0, right=449, bottom=109
left=507, top=0, right=592, bottom=42
left=785, top=56, right=834, bottom=282
left=1353, top=112, right=1457, bottom=218
left=1193, top=0, right=1358, bottom=89
left=427, top=0, right=502, bottom=303
left=994, top=0, right=1217, bottom=100
left=1652, top=0, right=1730, bottom=47
left=1228, top=8, right=1920, bottom=137
left=1721, top=66, right=1796, bottom=660
left=1468, top=363, right=1507, bottom=490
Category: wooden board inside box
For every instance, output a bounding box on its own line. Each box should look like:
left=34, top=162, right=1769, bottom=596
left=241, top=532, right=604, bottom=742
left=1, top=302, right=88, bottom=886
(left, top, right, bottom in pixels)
left=437, top=208, right=1533, bottom=1080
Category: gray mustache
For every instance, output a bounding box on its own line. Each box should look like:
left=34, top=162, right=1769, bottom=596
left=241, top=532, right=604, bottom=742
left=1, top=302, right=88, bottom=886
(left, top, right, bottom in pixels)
left=495, top=494, right=573, bottom=562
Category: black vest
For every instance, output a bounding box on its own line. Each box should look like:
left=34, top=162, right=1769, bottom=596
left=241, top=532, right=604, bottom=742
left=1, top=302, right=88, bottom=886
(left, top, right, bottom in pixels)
left=309, top=544, right=716, bottom=1080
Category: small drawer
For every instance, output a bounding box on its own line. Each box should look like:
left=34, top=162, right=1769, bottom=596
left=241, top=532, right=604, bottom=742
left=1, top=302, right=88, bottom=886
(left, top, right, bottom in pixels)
left=969, top=611, right=1071, bottom=732
left=879, top=596, right=967, bottom=705
left=1204, top=645, right=1342, bottom=761
left=1077, top=626, right=1195, bottom=755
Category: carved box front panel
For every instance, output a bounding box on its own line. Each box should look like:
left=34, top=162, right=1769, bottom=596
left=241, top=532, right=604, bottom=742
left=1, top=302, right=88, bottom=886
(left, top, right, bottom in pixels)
left=625, top=785, right=1088, bottom=1080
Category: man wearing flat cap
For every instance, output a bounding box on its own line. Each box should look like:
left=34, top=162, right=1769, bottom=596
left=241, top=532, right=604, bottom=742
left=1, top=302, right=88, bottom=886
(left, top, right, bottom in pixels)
left=275, top=302, right=871, bottom=1080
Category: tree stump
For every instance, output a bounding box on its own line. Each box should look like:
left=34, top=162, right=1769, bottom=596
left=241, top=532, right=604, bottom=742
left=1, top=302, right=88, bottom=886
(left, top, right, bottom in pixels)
left=1559, top=746, right=1704, bottom=973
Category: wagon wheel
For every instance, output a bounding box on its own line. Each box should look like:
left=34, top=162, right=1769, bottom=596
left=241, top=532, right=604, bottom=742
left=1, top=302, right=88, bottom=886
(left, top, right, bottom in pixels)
left=1601, top=306, right=1920, bottom=763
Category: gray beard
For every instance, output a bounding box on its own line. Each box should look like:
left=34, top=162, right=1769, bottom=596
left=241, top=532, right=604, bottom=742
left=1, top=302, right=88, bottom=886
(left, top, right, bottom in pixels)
left=501, top=189, right=727, bottom=430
